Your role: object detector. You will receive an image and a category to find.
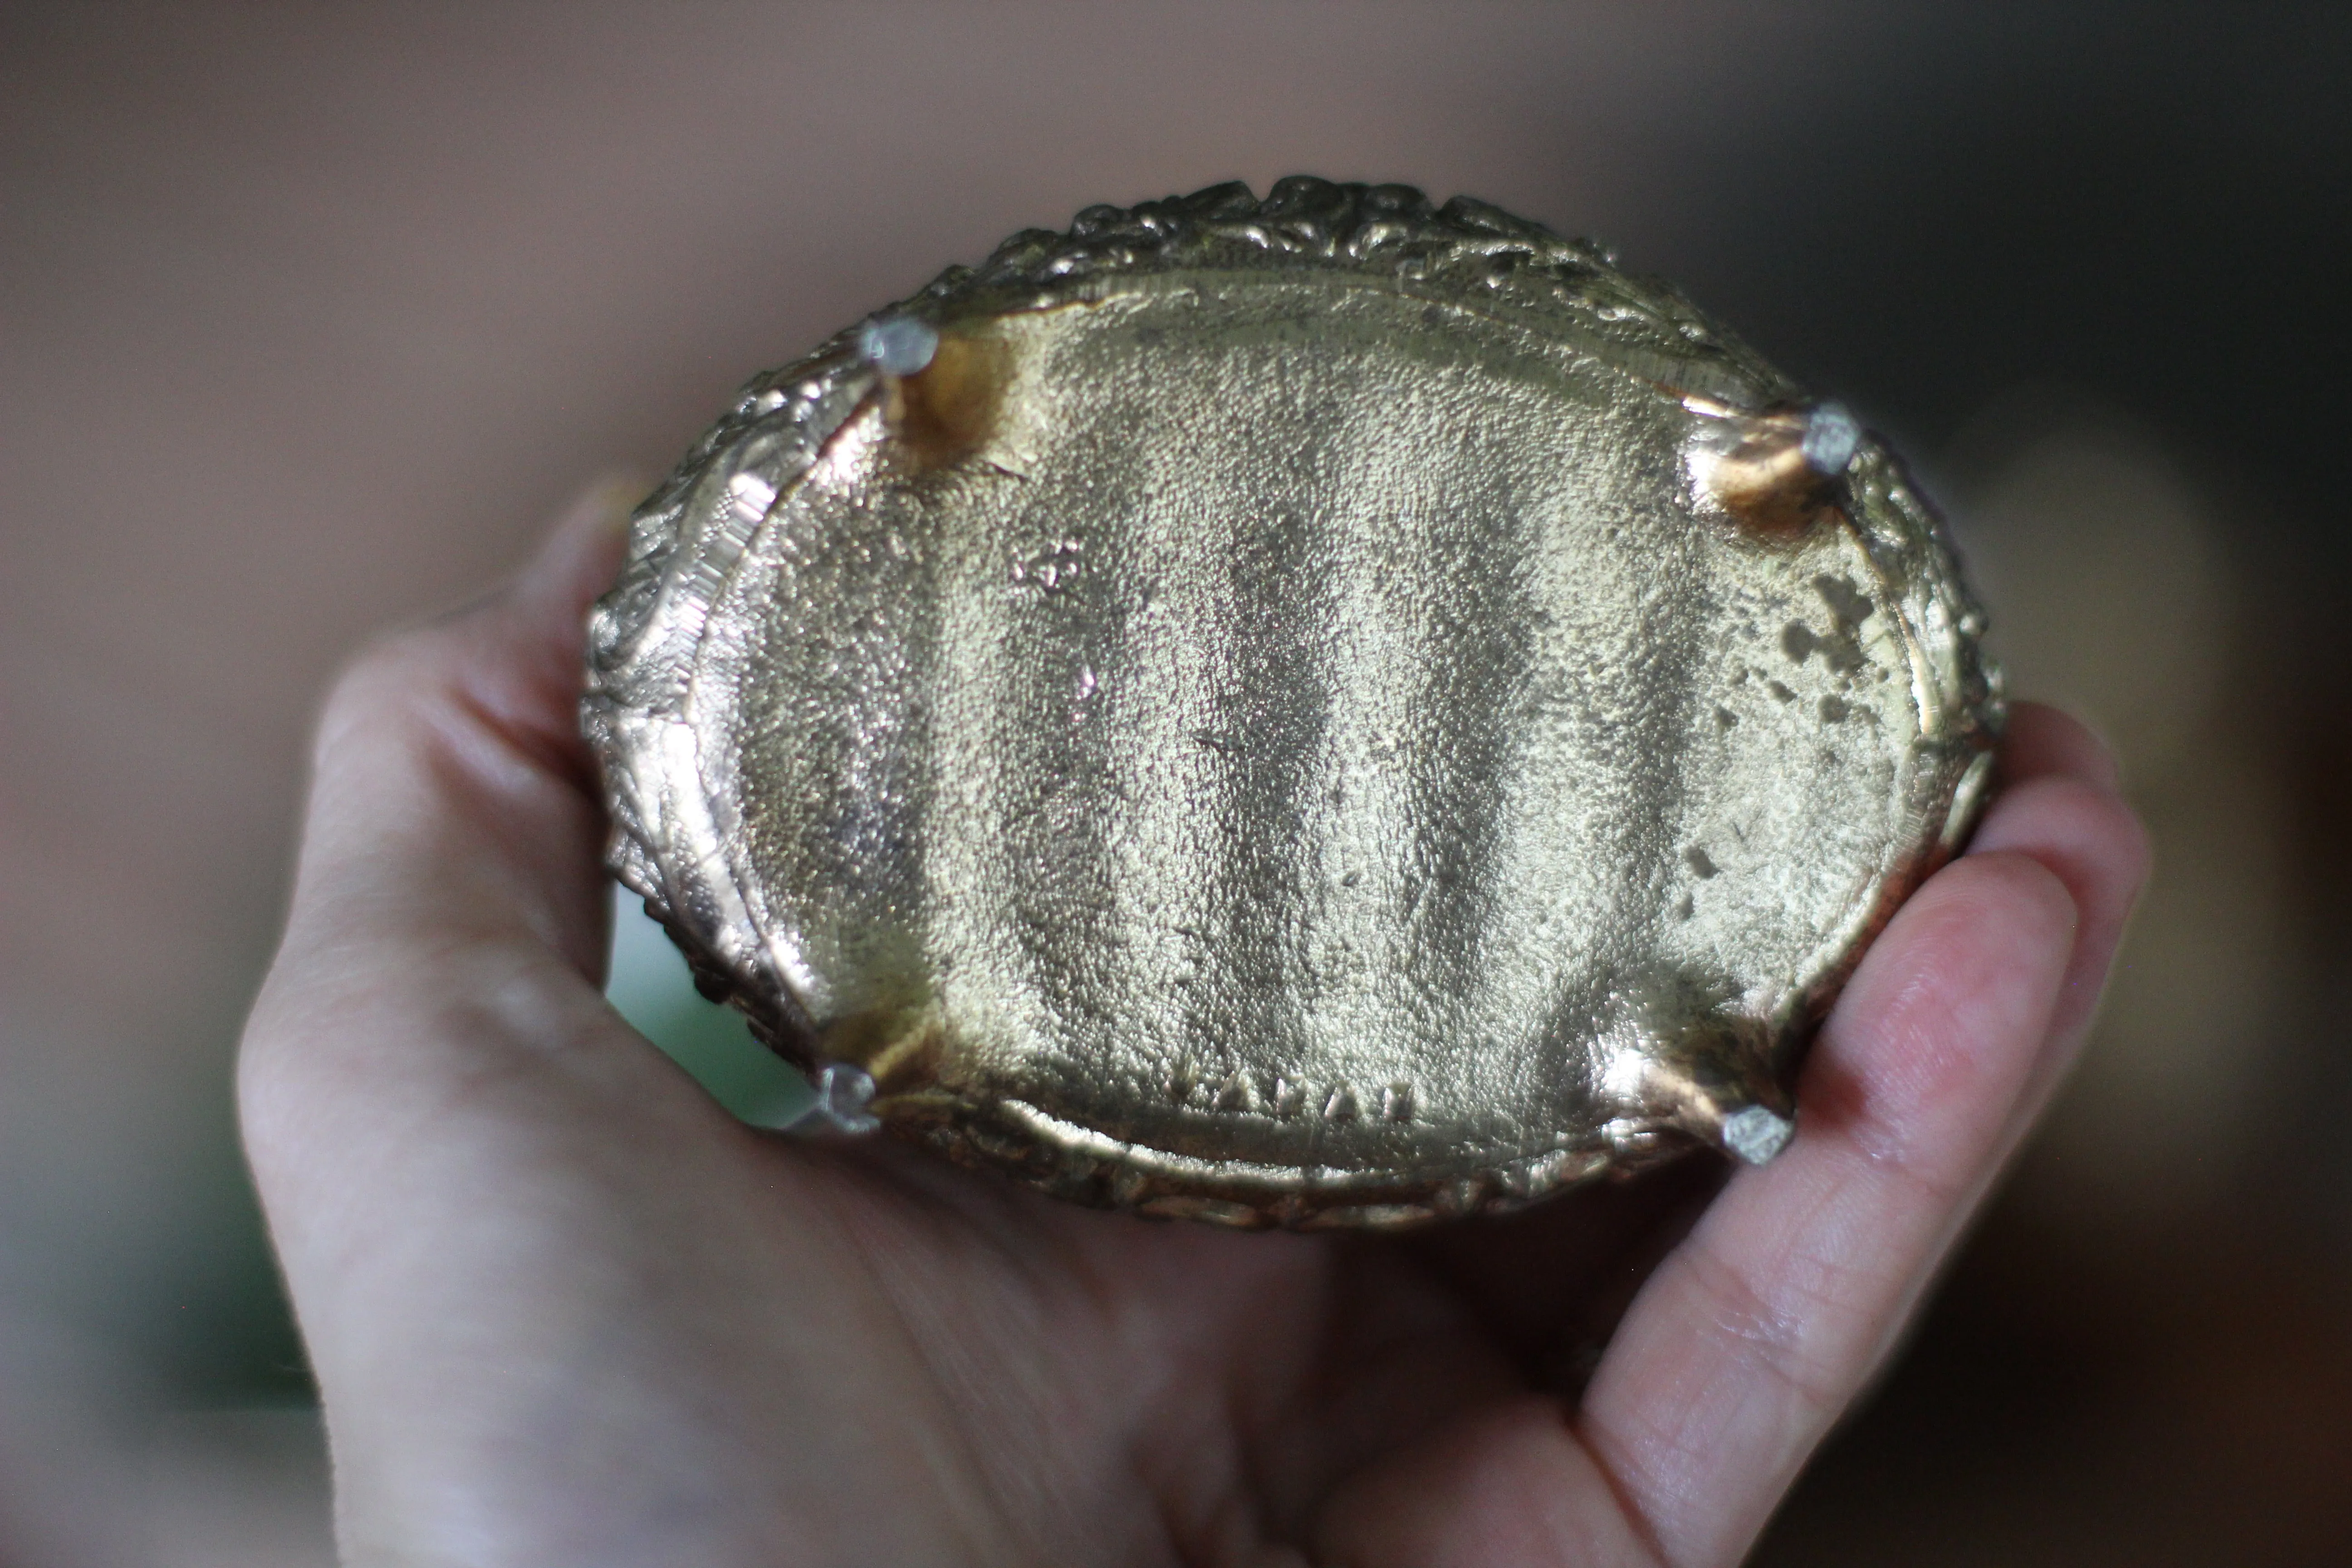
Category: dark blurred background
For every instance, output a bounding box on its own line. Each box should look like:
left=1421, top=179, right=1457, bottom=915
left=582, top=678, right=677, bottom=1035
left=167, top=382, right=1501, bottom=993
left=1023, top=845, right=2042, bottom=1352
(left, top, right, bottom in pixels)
left=6, top=3, right=2351, bottom=1561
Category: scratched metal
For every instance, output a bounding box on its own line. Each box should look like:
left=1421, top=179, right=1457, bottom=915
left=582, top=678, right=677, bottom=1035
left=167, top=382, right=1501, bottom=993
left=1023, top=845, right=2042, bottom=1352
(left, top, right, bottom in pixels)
left=583, top=179, right=2001, bottom=1228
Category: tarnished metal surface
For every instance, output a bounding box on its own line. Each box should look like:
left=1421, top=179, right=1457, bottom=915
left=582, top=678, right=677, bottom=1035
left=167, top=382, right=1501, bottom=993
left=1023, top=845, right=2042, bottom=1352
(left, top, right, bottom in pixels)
left=584, top=178, right=2000, bottom=1227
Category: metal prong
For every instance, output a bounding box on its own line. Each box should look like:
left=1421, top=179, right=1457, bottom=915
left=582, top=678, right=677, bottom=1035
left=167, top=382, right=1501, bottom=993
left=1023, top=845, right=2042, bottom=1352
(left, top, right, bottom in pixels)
left=1697, top=401, right=1854, bottom=532
left=1800, top=401, right=1860, bottom=477
left=858, top=315, right=939, bottom=377
left=1721, top=1103, right=1795, bottom=1165
left=789, top=1062, right=882, bottom=1136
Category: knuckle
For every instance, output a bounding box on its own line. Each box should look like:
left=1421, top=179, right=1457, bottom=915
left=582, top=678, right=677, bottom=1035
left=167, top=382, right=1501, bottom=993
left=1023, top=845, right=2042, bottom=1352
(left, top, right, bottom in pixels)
left=314, top=611, right=494, bottom=760
left=1976, top=773, right=2152, bottom=889
left=315, top=638, right=424, bottom=761
left=2031, top=778, right=2156, bottom=897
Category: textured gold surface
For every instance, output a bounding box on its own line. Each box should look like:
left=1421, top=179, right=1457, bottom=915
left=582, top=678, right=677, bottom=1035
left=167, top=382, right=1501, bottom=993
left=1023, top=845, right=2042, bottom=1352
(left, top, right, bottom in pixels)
left=584, top=179, right=1999, bottom=1227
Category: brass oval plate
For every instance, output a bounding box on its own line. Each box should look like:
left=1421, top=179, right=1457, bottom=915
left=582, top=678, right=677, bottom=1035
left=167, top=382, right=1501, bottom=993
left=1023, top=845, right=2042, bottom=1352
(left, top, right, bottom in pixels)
left=584, top=178, right=2000, bottom=1228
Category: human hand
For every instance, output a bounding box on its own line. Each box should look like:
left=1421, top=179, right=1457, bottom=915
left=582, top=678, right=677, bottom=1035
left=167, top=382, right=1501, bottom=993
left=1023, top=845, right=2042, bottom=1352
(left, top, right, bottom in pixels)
left=241, top=489, right=2147, bottom=1568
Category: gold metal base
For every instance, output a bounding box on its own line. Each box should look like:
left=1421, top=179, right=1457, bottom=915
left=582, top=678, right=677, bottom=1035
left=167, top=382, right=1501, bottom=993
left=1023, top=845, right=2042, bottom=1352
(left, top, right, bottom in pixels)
left=584, top=178, right=1999, bottom=1227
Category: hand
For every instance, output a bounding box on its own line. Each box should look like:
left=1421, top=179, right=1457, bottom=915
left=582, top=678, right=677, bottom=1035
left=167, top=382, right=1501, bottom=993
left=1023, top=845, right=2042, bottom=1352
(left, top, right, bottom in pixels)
left=241, top=489, right=2147, bottom=1568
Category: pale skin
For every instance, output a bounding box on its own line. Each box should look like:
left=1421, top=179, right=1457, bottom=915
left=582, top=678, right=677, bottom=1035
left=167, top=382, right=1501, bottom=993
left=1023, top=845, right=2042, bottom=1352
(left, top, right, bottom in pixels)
left=241, top=488, right=2148, bottom=1568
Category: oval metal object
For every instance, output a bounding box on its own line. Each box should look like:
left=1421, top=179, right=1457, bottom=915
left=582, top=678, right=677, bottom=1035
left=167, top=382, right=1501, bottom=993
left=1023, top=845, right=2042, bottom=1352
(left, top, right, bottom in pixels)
left=583, top=178, right=2001, bottom=1228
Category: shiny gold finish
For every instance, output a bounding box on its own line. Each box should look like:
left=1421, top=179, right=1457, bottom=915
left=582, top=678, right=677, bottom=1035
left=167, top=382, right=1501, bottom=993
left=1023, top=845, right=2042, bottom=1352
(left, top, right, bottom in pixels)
left=583, top=178, right=2000, bottom=1228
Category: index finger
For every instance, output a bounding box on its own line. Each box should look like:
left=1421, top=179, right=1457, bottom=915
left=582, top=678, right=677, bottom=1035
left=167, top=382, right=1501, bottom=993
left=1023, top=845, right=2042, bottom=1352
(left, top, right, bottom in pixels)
left=1573, top=706, right=2146, bottom=1565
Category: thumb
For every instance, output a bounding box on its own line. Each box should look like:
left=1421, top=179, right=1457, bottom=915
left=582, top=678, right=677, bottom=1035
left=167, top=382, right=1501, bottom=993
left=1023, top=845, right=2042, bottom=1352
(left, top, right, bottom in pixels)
left=284, top=480, right=635, bottom=986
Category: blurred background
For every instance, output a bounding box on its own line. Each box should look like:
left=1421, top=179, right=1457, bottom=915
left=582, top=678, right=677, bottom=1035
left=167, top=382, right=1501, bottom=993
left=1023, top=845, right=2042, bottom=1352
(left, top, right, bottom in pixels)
left=5, top=2, right=2350, bottom=1560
